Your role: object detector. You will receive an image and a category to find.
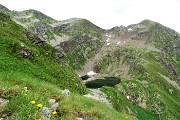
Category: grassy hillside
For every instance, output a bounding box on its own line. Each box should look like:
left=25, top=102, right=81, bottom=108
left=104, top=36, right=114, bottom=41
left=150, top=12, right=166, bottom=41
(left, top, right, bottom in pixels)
left=95, top=46, right=180, bottom=119
left=0, top=12, right=87, bottom=94
left=92, top=20, right=180, bottom=120
left=1, top=4, right=180, bottom=119
left=0, top=12, right=132, bottom=120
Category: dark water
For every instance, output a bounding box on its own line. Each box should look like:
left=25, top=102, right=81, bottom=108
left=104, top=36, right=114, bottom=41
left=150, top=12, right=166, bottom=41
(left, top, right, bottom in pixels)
left=81, top=75, right=90, bottom=80
left=85, top=77, right=121, bottom=88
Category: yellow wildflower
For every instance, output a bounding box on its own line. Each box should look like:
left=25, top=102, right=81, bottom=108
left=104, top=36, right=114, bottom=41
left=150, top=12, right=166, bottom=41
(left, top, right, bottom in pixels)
left=37, top=103, right=43, bottom=108
left=126, top=116, right=128, bottom=119
left=31, top=100, right=36, bottom=104
left=52, top=111, right=57, bottom=115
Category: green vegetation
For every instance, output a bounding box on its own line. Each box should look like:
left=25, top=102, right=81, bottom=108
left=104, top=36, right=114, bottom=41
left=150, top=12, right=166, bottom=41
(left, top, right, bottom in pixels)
left=63, top=39, right=102, bottom=70
left=55, top=19, right=104, bottom=70
left=12, top=9, right=57, bottom=24
left=0, top=12, right=132, bottom=120
left=45, top=30, right=55, bottom=39
left=61, top=19, right=103, bottom=39
left=1, top=4, right=180, bottom=120
left=101, top=86, right=158, bottom=120
left=96, top=45, right=180, bottom=119
left=0, top=12, right=87, bottom=94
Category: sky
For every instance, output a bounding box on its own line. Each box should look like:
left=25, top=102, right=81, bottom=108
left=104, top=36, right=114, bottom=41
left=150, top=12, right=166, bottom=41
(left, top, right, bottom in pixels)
left=0, top=0, right=180, bottom=33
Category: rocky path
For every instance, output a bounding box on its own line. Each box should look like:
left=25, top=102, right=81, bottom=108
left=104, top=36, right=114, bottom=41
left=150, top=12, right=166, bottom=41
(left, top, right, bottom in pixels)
left=84, top=88, right=112, bottom=107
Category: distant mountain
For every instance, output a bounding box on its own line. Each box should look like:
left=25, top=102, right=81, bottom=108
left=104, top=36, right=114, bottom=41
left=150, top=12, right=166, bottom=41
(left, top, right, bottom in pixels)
left=0, top=4, right=10, bottom=14
left=0, top=4, right=180, bottom=120
left=2, top=8, right=104, bottom=69
left=93, top=19, right=180, bottom=119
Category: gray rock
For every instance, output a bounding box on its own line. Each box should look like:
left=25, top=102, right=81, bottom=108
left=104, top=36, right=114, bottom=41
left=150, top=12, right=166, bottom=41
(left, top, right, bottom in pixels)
left=19, top=48, right=31, bottom=58
left=0, top=98, right=9, bottom=109
left=168, top=89, right=173, bottom=94
left=55, top=52, right=64, bottom=59
left=48, top=98, right=56, bottom=105
left=51, top=102, right=59, bottom=111
left=62, top=89, right=71, bottom=97
left=41, top=107, right=52, bottom=120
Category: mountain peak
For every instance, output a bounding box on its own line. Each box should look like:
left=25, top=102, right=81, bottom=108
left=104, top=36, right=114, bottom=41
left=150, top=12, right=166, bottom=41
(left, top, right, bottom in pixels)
left=12, top=9, right=57, bottom=24
left=0, top=4, right=11, bottom=14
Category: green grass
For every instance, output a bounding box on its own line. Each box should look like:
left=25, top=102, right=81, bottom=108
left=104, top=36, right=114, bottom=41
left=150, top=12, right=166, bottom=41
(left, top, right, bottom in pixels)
left=0, top=84, right=132, bottom=119
left=45, top=30, right=55, bottom=39
left=0, top=12, right=133, bottom=120
left=0, top=12, right=87, bottom=94
left=0, top=71, right=132, bottom=119
left=95, top=45, right=180, bottom=119
left=101, top=86, right=158, bottom=120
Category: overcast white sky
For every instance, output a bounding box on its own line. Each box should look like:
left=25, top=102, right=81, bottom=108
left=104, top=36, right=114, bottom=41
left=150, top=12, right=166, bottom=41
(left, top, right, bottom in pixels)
left=0, top=0, right=180, bottom=33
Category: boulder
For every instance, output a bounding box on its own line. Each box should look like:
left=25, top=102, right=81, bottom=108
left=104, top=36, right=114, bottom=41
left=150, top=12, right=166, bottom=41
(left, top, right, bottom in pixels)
left=55, top=52, right=64, bottom=59
left=0, top=98, right=9, bottom=109
left=34, top=38, right=46, bottom=46
left=51, top=102, right=59, bottom=111
left=41, top=107, right=52, bottom=120
left=62, top=89, right=71, bottom=97
left=19, top=49, right=31, bottom=58
left=48, top=98, right=56, bottom=105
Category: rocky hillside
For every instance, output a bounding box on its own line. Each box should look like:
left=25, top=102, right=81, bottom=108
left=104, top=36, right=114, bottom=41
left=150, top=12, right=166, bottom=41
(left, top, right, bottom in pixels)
left=11, top=10, right=104, bottom=70
left=0, top=4, right=10, bottom=14
left=0, top=12, right=133, bottom=120
left=0, top=4, right=180, bottom=120
left=93, top=20, right=180, bottom=119
left=0, top=5, right=104, bottom=70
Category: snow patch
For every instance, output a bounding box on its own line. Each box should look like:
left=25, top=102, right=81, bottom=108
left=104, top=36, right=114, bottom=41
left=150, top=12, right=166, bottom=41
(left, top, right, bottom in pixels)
left=87, top=71, right=97, bottom=77
left=107, top=43, right=110, bottom=46
left=109, top=35, right=111, bottom=37
left=105, top=33, right=109, bottom=36
left=128, top=28, right=132, bottom=31
left=106, top=38, right=109, bottom=42
left=116, top=41, right=121, bottom=45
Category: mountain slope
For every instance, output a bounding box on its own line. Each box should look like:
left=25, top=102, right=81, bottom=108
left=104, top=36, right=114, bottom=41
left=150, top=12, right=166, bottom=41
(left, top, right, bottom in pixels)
left=1, top=4, right=180, bottom=120
left=92, top=20, right=180, bottom=119
left=8, top=9, right=104, bottom=70
left=0, top=12, right=133, bottom=120
left=0, top=12, right=87, bottom=94
left=0, top=4, right=10, bottom=14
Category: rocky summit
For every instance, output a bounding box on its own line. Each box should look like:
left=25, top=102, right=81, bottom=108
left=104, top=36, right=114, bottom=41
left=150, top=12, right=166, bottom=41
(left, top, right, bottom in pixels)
left=0, top=4, right=180, bottom=120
